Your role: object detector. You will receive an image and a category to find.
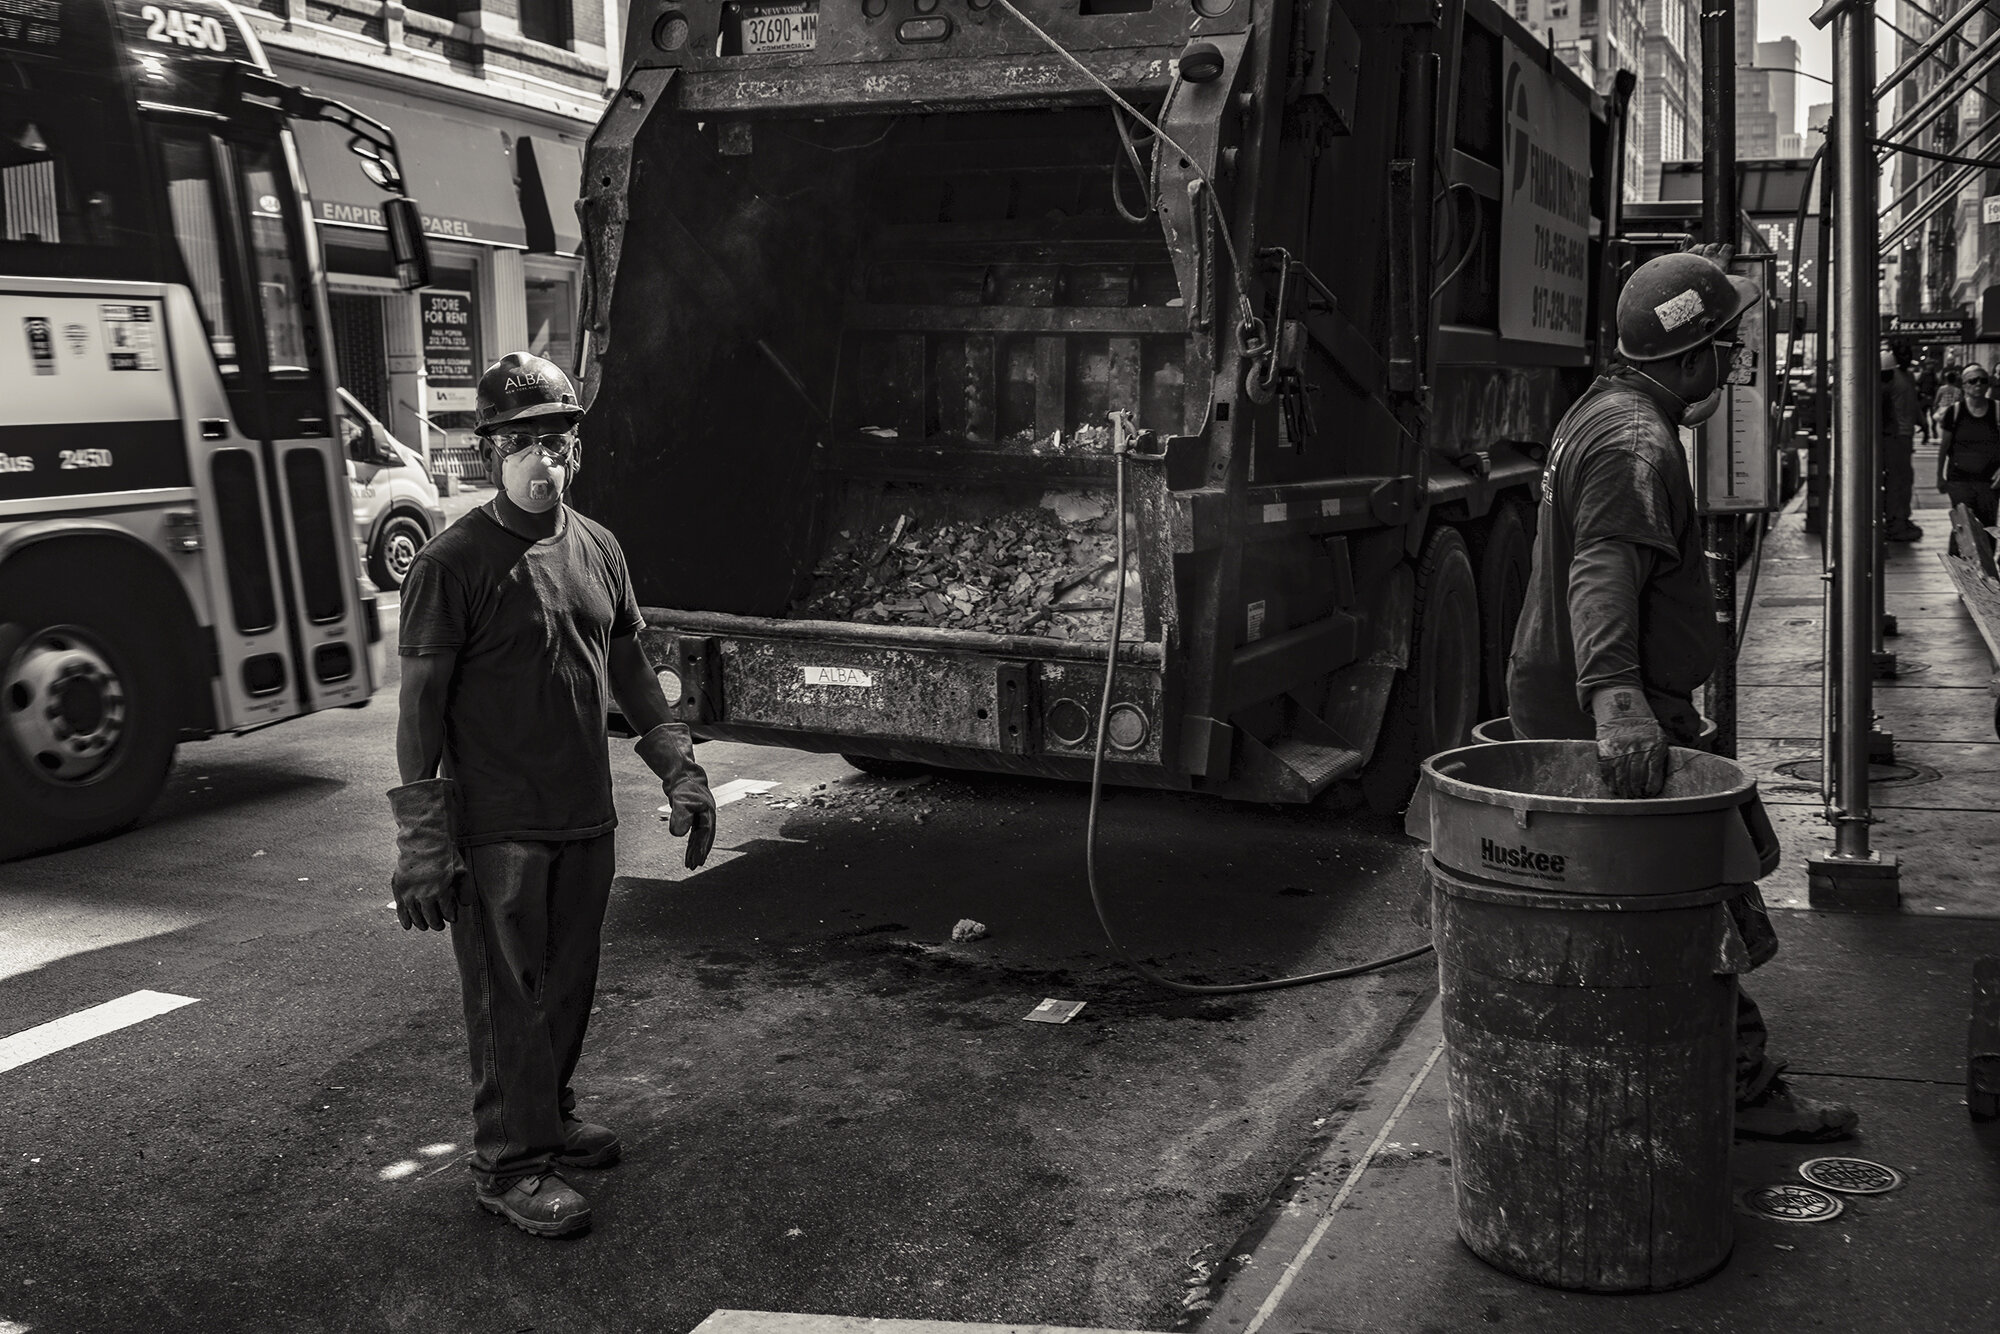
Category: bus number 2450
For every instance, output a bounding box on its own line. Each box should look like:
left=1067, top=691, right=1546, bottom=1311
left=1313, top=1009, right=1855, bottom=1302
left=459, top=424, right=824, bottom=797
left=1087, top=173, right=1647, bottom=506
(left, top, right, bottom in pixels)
left=59, top=449, right=114, bottom=470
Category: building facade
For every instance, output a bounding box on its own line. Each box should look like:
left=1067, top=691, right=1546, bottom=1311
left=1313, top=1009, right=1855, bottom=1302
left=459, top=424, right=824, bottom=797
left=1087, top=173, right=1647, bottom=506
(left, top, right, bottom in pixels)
left=1638, top=0, right=1700, bottom=199
left=238, top=0, right=616, bottom=474
left=1884, top=0, right=2000, bottom=341
left=1513, top=0, right=1649, bottom=201
left=1738, top=35, right=1798, bottom=162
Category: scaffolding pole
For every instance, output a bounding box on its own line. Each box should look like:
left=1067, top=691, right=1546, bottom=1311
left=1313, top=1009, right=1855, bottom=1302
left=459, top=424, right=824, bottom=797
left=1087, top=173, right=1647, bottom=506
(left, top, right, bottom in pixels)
left=1809, top=0, right=1901, bottom=908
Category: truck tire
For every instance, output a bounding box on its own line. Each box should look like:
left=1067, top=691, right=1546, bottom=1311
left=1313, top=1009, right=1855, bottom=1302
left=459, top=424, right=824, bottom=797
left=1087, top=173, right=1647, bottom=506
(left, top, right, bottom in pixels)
left=1474, top=499, right=1533, bottom=718
left=368, top=512, right=428, bottom=592
left=1360, top=525, right=1481, bottom=813
left=0, top=577, right=177, bottom=860
left=842, top=753, right=931, bottom=779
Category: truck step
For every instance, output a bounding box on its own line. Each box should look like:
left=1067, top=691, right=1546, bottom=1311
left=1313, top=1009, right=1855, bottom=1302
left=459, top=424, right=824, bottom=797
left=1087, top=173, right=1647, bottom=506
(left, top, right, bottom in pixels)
left=1265, top=735, right=1365, bottom=792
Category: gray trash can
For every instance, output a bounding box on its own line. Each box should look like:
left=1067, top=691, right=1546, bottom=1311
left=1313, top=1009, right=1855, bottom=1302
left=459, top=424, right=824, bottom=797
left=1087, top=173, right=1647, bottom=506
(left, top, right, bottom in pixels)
left=1408, top=740, right=1779, bottom=1293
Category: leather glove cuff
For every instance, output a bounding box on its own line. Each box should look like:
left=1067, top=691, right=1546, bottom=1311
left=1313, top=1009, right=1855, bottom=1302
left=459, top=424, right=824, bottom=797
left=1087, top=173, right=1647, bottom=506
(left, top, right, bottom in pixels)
left=637, top=723, right=707, bottom=789
left=1589, top=685, right=1659, bottom=731
left=388, top=777, right=465, bottom=875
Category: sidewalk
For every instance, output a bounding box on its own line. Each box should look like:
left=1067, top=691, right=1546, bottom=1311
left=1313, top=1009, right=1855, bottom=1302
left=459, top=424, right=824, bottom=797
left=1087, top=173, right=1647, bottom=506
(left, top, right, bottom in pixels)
left=1202, top=464, right=2000, bottom=1333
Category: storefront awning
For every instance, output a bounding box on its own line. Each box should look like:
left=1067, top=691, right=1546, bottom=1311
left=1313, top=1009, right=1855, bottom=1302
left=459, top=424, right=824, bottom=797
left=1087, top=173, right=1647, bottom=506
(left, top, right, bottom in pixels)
left=518, top=136, right=584, bottom=256
left=292, top=82, right=528, bottom=249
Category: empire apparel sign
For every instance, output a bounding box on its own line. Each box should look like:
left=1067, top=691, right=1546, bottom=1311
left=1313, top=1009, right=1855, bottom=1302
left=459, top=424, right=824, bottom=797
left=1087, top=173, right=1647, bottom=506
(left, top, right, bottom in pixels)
left=1498, top=52, right=1592, bottom=349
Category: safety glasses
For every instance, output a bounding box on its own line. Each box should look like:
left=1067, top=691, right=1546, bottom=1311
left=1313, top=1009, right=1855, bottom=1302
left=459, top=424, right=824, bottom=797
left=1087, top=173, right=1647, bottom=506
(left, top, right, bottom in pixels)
left=488, top=428, right=579, bottom=458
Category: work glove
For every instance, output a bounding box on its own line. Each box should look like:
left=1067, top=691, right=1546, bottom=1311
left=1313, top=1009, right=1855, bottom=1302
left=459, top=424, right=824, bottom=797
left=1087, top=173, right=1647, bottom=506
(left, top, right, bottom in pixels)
left=636, top=723, right=717, bottom=869
left=1590, top=686, right=1670, bottom=799
left=388, top=778, right=466, bottom=931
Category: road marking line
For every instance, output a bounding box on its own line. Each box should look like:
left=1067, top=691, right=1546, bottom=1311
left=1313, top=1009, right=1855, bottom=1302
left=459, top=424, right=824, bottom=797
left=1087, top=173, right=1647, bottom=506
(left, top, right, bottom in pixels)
left=1241, top=1039, right=1445, bottom=1334
left=0, top=990, right=200, bottom=1075
left=677, top=779, right=779, bottom=812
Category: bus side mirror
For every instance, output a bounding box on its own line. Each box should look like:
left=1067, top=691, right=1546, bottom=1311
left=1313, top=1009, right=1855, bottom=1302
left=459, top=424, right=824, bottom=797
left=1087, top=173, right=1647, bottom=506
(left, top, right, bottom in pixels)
left=385, top=197, right=432, bottom=291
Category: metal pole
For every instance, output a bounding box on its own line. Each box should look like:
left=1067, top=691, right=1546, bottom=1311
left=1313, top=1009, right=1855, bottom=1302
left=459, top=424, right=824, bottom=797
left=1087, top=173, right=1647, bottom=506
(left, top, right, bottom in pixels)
left=1702, top=0, right=1740, bottom=757
left=1822, top=0, right=1897, bottom=897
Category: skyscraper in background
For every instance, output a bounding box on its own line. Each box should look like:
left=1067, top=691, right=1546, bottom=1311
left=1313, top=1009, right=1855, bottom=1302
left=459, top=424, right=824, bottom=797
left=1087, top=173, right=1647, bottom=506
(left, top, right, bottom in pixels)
left=1513, top=0, right=1650, bottom=201
left=1639, top=0, right=1702, bottom=198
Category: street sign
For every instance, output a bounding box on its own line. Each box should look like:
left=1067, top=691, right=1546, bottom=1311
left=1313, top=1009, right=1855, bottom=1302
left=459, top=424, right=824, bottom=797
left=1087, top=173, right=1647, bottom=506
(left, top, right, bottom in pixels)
left=1886, top=312, right=1973, bottom=340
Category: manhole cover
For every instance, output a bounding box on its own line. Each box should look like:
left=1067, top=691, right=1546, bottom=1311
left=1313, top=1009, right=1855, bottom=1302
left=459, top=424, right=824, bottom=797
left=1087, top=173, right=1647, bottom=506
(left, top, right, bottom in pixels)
left=1741, top=1183, right=1845, bottom=1222
left=1773, top=759, right=1940, bottom=787
left=1800, top=1157, right=1904, bottom=1194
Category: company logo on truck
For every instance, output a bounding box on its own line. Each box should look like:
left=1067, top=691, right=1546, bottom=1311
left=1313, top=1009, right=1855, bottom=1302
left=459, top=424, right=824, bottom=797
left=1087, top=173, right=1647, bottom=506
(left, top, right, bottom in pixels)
left=1480, top=837, right=1567, bottom=880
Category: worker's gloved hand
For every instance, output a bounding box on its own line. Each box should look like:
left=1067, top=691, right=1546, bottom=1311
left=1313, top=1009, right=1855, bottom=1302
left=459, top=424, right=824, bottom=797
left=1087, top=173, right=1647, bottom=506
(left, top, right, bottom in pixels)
left=388, top=778, right=466, bottom=931
left=1682, top=241, right=1736, bottom=270
left=1590, top=687, right=1670, bottom=799
left=636, top=723, right=717, bottom=869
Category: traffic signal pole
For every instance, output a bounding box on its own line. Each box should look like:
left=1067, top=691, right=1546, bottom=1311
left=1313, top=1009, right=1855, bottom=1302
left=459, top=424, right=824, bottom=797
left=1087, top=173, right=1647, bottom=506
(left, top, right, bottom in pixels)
left=1809, top=0, right=1901, bottom=907
left=1701, top=0, right=1740, bottom=758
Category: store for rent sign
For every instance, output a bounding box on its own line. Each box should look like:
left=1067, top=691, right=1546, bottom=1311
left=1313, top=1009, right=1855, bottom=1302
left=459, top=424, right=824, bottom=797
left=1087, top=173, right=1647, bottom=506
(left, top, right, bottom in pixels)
left=422, top=290, right=479, bottom=413
left=1498, top=52, right=1592, bottom=348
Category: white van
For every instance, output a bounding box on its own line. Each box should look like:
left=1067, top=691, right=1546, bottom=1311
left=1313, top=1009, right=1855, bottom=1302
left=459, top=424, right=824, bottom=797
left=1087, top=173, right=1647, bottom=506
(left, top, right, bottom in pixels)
left=341, top=389, right=447, bottom=592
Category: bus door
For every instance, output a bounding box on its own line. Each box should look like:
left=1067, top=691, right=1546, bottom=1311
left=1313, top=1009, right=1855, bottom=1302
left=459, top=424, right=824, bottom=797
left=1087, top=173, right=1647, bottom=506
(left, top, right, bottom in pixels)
left=152, top=118, right=372, bottom=731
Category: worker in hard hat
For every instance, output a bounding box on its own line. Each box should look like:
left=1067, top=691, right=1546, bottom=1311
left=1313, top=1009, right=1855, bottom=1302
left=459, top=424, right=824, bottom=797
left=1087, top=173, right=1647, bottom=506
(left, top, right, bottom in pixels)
left=386, top=351, right=717, bottom=1237
left=1882, top=346, right=1923, bottom=542
left=1508, top=250, right=1859, bottom=1142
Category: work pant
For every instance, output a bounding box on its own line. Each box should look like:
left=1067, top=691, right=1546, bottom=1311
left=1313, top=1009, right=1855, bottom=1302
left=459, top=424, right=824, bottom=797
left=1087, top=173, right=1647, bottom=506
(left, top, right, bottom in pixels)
left=1881, top=430, right=1916, bottom=528
left=450, top=834, right=616, bottom=1190
left=1945, top=475, right=2000, bottom=529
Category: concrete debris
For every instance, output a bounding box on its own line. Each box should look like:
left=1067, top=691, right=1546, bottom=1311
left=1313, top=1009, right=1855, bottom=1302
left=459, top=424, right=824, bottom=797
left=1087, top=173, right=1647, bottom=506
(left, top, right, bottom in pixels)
left=790, top=492, right=1143, bottom=641
left=951, top=918, right=988, bottom=942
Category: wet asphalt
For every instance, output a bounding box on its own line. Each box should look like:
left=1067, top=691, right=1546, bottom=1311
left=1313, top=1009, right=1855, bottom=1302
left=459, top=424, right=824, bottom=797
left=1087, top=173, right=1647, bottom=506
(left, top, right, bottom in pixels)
left=0, top=590, right=1432, bottom=1334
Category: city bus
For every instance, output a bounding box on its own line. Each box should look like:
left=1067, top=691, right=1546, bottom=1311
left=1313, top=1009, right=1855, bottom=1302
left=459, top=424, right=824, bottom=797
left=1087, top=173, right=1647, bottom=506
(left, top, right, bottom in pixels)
left=2, top=0, right=431, bottom=859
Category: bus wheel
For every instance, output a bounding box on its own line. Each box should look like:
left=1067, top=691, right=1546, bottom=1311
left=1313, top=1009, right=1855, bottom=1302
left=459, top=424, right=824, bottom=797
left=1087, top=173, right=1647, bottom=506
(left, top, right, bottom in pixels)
left=1360, top=526, right=1481, bottom=813
left=368, top=514, right=428, bottom=592
left=1474, top=499, right=1533, bottom=719
left=0, top=586, right=176, bottom=861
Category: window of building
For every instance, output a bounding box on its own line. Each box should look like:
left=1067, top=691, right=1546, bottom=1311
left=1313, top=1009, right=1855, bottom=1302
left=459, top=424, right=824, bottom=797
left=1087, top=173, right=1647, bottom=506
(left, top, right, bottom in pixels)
left=519, top=0, right=572, bottom=47
left=526, top=273, right=576, bottom=371
left=1515, top=1, right=1529, bottom=19
left=404, top=0, right=457, bottom=19
left=1549, top=2, right=1568, bottom=18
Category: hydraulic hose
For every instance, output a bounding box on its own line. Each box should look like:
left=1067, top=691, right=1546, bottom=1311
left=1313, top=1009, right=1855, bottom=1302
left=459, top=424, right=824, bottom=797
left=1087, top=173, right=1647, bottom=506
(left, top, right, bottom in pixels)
left=1084, top=420, right=1436, bottom=995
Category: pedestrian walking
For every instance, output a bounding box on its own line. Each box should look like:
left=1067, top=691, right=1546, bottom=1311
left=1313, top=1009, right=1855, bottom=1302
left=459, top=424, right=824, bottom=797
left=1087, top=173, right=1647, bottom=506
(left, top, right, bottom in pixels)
left=386, top=351, right=718, bottom=1238
left=1882, top=348, right=1923, bottom=542
left=1938, top=362, right=2000, bottom=530
left=1916, top=354, right=1939, bottom=445
left=1507, top=249, right=1859, bottom=1142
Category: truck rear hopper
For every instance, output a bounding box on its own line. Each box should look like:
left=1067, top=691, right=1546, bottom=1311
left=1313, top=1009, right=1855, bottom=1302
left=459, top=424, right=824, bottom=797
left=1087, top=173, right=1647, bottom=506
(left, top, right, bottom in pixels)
left=576, top=0, right=1625, bottom=804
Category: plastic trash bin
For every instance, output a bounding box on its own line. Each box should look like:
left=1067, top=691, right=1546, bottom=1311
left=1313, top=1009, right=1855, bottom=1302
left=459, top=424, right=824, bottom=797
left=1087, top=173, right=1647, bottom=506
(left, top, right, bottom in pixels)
left=1408, top=740, right=1779, bottom=1292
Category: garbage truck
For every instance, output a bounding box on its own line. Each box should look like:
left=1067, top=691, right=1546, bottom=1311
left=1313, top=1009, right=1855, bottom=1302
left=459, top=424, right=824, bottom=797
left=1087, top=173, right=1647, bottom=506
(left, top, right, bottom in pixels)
left=574, top=0, right=1632, bottom=806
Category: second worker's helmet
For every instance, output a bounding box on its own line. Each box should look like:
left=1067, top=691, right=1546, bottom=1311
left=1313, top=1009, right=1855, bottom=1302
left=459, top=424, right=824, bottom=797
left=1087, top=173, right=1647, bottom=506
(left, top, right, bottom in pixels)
left=474, top=352, right=579, bottom=435
left=1615, top=253, right=1762, bottom=362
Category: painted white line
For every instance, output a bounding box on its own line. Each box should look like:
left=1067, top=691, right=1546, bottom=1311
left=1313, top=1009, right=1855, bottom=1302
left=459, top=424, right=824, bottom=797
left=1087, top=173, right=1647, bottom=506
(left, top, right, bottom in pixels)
left=1241, top=1039, right=1446, bottom=1334
left=0, top=990, right=200, bottom=1075
left=677, top=779, right=780, bottom=811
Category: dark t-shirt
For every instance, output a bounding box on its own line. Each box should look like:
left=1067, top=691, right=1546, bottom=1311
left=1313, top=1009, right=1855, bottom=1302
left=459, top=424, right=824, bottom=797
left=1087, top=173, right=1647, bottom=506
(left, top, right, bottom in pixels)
left=1507, top=374, right=1721, bottom=741
left=1942, top=402, right=2000, bottom=478
left=399, top=505, right=645, bottom=844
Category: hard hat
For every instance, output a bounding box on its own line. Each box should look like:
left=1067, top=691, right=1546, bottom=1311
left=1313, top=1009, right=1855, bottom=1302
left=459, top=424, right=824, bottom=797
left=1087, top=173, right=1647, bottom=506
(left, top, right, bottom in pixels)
left=1615, top=253, right=1762, bottom=362
left=475, top=352, right=579, bottom=435
left=1880, top=347, right=1899, bottom=371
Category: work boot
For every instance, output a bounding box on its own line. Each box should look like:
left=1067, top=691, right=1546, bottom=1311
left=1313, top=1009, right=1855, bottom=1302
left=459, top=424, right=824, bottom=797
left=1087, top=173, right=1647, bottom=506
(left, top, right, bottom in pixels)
left=1735, top=1076, right=1860, bottom=1142
left=1887, top=520, right=1925, bottom=543
left=476, top=1171, right=591, bottom=1238
left=555, top=1119, right=622, bottom=1169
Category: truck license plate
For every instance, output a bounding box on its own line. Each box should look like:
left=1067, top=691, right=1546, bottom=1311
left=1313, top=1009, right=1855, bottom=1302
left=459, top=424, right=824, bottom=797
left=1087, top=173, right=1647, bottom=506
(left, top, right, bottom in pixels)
left=740, top=1, right=817, bottom=52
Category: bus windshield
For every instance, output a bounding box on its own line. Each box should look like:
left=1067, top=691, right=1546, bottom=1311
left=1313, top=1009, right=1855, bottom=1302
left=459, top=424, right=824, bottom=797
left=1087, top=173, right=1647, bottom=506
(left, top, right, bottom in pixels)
left=1, top=0, right=165, bottom=279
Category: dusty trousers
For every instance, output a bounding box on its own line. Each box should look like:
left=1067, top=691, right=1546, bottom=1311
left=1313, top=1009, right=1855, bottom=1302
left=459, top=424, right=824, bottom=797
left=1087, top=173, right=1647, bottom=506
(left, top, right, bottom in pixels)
left=450, top=834, right=615, bottom=1189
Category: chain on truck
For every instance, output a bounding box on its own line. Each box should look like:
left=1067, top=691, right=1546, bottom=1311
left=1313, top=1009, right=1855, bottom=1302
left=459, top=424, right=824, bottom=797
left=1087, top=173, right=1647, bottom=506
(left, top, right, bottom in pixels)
left=577, top=0, right=1637, bottom=810
left=1, top=0, right=433, bottom=859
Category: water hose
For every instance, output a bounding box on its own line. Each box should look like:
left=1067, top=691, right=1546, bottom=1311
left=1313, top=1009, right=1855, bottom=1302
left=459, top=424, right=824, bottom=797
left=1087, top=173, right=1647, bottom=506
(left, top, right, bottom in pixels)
left=1084, top=417, right=1436, bottom=995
